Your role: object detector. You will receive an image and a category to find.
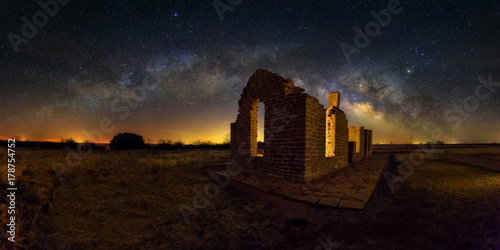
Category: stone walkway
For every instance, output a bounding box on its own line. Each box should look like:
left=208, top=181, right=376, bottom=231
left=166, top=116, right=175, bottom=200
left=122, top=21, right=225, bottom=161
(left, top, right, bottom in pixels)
left=211, top=155, right=389, bottom=209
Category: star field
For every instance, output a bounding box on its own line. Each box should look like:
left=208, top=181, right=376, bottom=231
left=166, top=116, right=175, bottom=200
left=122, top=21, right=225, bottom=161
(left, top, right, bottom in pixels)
left=0, top=0, right=499, bottom=144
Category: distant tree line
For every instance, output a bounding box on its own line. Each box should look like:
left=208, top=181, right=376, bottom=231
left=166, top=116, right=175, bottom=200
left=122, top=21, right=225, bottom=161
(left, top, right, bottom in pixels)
left=0, top=139, right=107, bottom=150
left=110, top=132, right=230, bottom=150
left=154, top=139, right=229, bottom=150
left=0, top=132, right=232, bottom=150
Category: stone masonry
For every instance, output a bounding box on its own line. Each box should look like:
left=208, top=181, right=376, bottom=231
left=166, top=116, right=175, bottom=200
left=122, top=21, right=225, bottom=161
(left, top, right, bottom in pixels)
left=231, top=69, right=373, bottom=183
left=348, top=126, right=373, bottom=162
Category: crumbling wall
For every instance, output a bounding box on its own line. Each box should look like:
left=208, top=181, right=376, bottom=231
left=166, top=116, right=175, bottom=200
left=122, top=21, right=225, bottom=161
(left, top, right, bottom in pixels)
left=364, top=130, right=373, bottom=157
left=333, top=109, right=349, bottom=164
left=231, top=69, right=307, bottom=182
left=231, top=69, right=367, bottom=183
left=349, top=126, right=366, bottom=162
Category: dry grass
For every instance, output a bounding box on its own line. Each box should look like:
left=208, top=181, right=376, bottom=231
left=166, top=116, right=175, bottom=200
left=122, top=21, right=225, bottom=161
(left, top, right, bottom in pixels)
left=447, top=147, right=500, bottom=161
left=0, top=149, right=60, bottom=249
left=1, top=149, right=499, bottom=249
left=45, top=149, right=283, bottom=249
left=372, top=153, right=500, bottom=249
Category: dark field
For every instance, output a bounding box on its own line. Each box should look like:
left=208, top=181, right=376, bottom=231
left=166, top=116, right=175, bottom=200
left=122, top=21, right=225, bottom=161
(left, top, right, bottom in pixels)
left=1, top=148, right=499, bottom=249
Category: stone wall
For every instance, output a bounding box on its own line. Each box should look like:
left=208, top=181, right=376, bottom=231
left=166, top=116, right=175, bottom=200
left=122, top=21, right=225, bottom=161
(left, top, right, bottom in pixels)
left=348, top=126, right=363, bottom=162
left=231, top=69, right=307, bottom=182
left=364, top=130, right=373, bottom=157
left=302, top=95, right=349, bottom=182
left=231, top=69, right=370, bottom=183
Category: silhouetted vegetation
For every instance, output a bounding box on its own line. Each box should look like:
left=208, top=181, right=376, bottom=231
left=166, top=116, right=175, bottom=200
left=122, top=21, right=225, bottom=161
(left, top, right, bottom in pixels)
left=174, top=139, right=184, bottom=148
left=110, top=132, right=146, bottom=150
left=154, top=139, right=230, bottom=150
left=223, top=133, right=231, bottom=144
left=0, top=140, right=76, bottom=149
left=61, top=137, right=78, bottom=149
left=80, top=141, right=107, bottom=151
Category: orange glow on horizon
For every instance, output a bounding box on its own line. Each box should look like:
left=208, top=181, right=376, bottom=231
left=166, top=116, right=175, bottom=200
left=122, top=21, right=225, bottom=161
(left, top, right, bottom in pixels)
left=0, top=136, right=61, bottom=143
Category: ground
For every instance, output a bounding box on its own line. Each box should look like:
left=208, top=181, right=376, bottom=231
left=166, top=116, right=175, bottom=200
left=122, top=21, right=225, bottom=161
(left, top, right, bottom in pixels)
left=0, top=148, right=499, bottom=249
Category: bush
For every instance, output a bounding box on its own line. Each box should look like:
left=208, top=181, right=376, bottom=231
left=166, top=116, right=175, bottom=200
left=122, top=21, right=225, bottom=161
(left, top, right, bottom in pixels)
left=110, top=132, right=145, bottom=150
left=62, top=138, right=78, bottom=149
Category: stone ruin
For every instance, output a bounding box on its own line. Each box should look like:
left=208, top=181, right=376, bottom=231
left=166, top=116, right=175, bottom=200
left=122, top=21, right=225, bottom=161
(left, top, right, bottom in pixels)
left=231, top=69, right=372, bottom=183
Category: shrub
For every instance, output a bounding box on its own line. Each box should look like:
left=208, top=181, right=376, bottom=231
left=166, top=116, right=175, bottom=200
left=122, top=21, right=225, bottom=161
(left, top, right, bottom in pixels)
left=110, top=132, right=145, bottom=150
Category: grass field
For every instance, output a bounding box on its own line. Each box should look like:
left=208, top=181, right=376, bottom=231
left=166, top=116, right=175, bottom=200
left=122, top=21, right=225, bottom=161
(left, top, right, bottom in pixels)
left=447, top=148, right=500, bottom=161
left=0, top=148, right=499, bottom=249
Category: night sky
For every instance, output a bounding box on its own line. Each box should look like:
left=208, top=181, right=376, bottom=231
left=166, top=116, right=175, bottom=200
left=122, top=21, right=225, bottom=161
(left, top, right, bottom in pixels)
left=1, top=0, right=499, bottom=144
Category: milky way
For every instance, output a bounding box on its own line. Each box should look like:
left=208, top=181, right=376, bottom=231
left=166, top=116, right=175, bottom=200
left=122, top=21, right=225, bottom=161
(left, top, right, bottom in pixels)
left=1, top=0, right=499, bottom=144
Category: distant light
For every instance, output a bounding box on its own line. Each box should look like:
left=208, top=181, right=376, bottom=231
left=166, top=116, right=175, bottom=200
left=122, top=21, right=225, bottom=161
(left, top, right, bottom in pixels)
left=407, top=70, right=411, bottom=73
left=174, top=13, right=178, bottom=17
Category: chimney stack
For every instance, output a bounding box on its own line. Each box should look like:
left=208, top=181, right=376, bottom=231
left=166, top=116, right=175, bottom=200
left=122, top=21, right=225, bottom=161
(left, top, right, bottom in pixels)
left=328, top=92, right=341, bottom=108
